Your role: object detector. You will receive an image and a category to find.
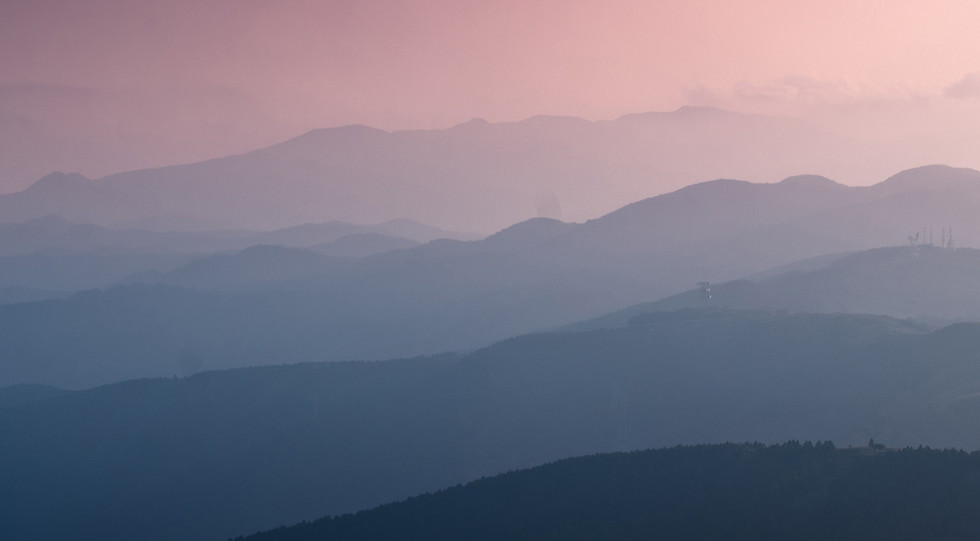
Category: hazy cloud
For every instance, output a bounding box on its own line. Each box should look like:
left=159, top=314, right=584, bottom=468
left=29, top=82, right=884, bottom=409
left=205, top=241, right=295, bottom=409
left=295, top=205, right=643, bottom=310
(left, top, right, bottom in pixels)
left=686, top=76, right=924, bottom=114
left=944, top=73, right=980, bottom=99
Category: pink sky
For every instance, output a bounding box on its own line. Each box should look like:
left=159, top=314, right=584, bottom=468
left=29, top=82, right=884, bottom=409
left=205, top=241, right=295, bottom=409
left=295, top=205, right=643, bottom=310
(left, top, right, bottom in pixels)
left=2, top=0, right=980, bottom=190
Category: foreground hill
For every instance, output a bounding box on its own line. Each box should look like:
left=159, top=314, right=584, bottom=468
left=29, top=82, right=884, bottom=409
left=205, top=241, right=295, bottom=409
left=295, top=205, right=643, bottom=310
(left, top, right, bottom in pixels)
left=6, top=310, right=980, bottom=540
left=239, top=442, right=980, bottom=541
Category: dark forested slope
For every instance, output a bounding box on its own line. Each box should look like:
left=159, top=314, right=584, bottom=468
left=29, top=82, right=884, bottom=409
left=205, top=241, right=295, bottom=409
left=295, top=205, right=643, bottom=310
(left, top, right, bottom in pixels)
left=4, top=310, right=980, bottom=540
left=238, top=442, right=980, bottom=541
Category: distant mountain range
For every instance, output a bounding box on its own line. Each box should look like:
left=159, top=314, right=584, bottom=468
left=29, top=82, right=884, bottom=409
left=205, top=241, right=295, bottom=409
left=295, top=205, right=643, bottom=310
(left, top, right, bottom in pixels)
left=0, top=106, right=926, bottom=233
left=4, top=165, right=980, bottom=387
left=5, top=309, right=980, bottom=540
left=0, top=214, right=466, bottom=257
left=0, top=215, right=460, bottom=296
left=10, top=100, right=980, bottom=541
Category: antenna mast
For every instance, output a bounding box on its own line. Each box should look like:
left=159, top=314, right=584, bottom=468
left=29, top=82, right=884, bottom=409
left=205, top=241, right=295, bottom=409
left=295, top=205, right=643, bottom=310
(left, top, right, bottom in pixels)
left=908, top=232, right=920, bottom=258
left=697, top=282, right=712, bottom=306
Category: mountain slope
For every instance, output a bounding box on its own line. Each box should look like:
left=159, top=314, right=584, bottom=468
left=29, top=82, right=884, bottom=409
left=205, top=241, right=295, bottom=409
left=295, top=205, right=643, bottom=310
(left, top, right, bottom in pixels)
left=0, top=215, right=467, bottom=257
left=0, top=216, right=467, bottom=293
left=0, top=108, right=891, bottom=232
left=575, top=244, right=980, bottom=329
left=6, top=166, right=980, bottom=387
left=238, top=442, right=980, bottom=541
left=5, top=310, right=980, bottom=540
left=0, top=251, right=643, bottom=388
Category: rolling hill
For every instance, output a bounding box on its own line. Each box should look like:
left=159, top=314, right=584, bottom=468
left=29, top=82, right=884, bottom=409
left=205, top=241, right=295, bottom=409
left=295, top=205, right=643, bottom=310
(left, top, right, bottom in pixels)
left=5, top=309, right=980, bottom=540
left=573, top=244, right=980, bottom=330
left=0, top=215, right=462, bottom=294
left=237, top=442, right=980, bottom=541
left=5, top=165, right=980, bottom=387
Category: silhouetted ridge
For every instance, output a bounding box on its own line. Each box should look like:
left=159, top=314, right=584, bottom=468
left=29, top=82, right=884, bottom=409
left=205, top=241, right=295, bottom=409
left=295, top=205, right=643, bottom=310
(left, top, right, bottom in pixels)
left=456, top=117, right=489, bottom=127
left=311, top=233, right=418, bottom=258
left=484, top=217, right=575, bottom=244
left=24, top=172, right=91, bottom=192
left=236, top=442, right=980, bottom=541
left=591, top=178, right=750, bottom=223
left=877, top=164, right=980, bottom=191
left=9, top=309, right=980, bottom=540
left=517, top=114, right=592, bottom=129
left=778, top=174, right=843, bottom=188
left=0, top=383, right=72, bottom=408
left=615, top=105, right=743, bottom=123
left=267, top=124, right=393, bottom=158
left=575, top=245, right=980, bottom=329
left=22, top=214, right=74, bottom=227
left=293, top=124, right=390, bottom=142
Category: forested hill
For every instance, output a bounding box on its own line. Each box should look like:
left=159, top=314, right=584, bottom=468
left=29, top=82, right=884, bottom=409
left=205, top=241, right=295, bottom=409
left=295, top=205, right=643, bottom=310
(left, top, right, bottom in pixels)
left=6, top=309, right=980, bottom=540
left=237, top=441, right=980, bottom=541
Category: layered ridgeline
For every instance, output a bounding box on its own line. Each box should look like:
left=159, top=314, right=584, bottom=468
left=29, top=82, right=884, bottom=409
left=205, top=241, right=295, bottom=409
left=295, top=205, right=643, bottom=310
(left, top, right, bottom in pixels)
left=238, top=442, right=980, bottom=541
left=0, top=106, right=898, bottom=233
left=572, top=244, right=980, bottom=331
left=5, top=310, right=980, bottom=540
left=5, top=165, right=980, bottom=388
left=0, top=215, right=462, bottom=302
left=0, top=215, right=459, bottom=258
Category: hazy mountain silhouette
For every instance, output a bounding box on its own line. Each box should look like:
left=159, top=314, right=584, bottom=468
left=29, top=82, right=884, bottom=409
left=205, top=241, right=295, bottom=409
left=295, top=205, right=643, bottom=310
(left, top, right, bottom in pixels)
left=125, top=245, right=343, bottom=290
left=381, top=164, right=980, bottom=297
left=0, top=285, right=64, bottom=305
left=0, top=383, right=73, bottom=408
left=452, top=165, right=980, bottom=295
left=0, top=215, right=467, bottom=257
left=0, top=216, right=466, bottom=293
left=308, top=233, right=419, bottom=258
left=0, top=254, right=643, bottom=388
left=573, top=244, right=980, bottom=330
left=6, top=310, right=980, bottom=540
left=5, top=166, right=980, bottom=387
left=238, top=442, right=980, bottom=541
left=0, top=107, right=892, bottom=233
left=0, top=83, right=299, bottom=194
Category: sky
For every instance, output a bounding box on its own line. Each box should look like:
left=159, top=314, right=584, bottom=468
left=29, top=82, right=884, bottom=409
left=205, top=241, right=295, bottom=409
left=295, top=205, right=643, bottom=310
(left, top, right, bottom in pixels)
left=2, top=0, right=980, bottom=190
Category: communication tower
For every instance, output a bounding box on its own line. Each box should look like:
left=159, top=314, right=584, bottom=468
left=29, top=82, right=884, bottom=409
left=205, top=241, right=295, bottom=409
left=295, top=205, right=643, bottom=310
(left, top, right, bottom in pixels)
left=697, top=281, right=712, bottom=305
left=908, top=232, right=920, bottom=258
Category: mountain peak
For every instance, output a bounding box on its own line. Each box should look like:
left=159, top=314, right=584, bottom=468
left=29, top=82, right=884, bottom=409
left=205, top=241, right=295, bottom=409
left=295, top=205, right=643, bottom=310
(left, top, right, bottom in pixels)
left=673, top=105, right=734, bottom=116
left=455, top=117, right=489, bottom=127
left=25, top=172, right=91, bottom=193
left=485, top=217, right=574, bottom=244
left=24, top=214, right=74, bottom=227
left=517, top=114, right=591, bottom=128
left=878, top=164, right=980, bottom=191
left=613, top=105, right=742, bottom=124
left=777, top=174, right=843, bottom=189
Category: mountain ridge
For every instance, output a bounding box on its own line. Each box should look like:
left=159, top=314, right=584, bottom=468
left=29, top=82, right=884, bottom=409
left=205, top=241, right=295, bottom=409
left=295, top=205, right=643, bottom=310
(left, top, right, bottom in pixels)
left=0, top=106, right=925, bottom=232
left=6, top=309, right=980, bottom=540
left=236, top=442, right=980, bottom=541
